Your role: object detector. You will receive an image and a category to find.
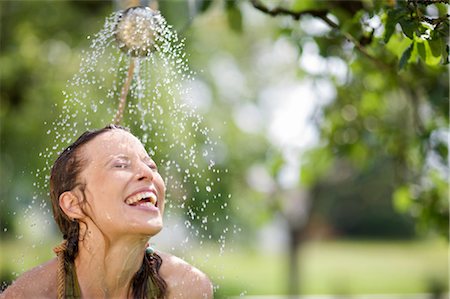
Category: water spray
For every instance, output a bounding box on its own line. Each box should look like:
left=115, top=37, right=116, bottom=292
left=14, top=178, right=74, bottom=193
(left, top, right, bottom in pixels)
left=35, top=0, right=231, bottom=275
left=113, top=6, right=161, bottom=124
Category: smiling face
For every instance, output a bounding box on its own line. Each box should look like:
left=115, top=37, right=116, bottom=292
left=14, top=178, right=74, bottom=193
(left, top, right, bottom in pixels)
left=75, top=129, right=165, bottom=240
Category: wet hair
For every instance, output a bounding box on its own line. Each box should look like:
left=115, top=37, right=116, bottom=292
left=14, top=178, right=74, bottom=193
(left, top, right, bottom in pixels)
left=50, top=124, right=167, bottom=299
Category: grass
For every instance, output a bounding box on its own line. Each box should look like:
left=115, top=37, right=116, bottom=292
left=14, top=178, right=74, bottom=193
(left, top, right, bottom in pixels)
left=297, top=240, right=448, bottom=295
left=1, top=237, right=448, bottom=296
left=192, top=239, right=449, bottom=297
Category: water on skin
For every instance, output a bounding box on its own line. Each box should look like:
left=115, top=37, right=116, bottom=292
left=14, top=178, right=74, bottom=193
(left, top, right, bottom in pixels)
left=17, top=8, right=236, bottom=293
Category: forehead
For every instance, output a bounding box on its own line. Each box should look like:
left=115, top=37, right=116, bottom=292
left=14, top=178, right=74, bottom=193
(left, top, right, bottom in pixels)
left=80, top=130, right=148, bottom=160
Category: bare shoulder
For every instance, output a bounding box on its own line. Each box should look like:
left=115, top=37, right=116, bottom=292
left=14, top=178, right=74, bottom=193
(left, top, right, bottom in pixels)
left=158, top=251, right=213, bottom=299
left=0, top=258, right=57, bottom=299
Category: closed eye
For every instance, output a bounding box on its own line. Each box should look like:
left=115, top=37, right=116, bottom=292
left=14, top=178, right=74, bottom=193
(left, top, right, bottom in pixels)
left=112, top=158, right=131, bottom=169
left=142, top=156, right=158, bottom=171
left=114, top=163, right=129, bottom=169
left=147, top=163, right=158, bottom=171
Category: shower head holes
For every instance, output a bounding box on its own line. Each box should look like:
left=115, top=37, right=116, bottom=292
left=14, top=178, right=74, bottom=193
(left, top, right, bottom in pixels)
left=115, top=6, right=161, bottom=57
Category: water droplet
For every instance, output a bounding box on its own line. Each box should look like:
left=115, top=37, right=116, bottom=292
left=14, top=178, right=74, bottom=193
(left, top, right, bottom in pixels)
left=26, top=10, right=237, bottom=279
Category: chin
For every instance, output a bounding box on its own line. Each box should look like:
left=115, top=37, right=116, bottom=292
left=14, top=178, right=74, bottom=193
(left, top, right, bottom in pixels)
left=143, top=220, right=163, bottom=236
left=123, top=217, right=163, bottom=237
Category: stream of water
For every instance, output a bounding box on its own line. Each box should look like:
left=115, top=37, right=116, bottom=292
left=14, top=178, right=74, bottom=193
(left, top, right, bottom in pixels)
left=19, top=8, right=235, bottom=291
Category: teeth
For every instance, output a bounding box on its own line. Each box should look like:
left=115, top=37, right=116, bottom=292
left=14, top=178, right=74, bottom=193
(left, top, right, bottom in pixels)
left=148, top=193, right=157, bottom=205
left=125, top=191, right=157, bottom=205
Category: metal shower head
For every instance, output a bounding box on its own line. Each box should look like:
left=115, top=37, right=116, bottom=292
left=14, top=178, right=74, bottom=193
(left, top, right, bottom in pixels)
left=115, top=6, right=161, bottom=57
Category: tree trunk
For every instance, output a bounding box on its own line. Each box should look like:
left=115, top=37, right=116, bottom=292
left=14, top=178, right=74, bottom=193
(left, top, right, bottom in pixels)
left=287, top=225, right=301, bottom=296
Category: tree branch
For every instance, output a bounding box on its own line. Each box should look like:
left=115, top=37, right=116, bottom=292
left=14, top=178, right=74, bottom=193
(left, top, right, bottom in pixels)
left=421, top=14, right=450, bottom=26
left=411, top=0, right=450, bottom=26
left=414, top=0, right=449, bottom=5
left=249, top=0, right=338, bottom=28
left=249, top=0, right=391, bottom=71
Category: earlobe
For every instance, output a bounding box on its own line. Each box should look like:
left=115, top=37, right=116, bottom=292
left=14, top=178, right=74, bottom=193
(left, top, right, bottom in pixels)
left=59, top=191, right=84, bottom=220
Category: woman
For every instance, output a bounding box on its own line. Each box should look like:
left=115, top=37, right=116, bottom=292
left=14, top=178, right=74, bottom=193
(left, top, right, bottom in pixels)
left=1, top=124, right=213, bottom=299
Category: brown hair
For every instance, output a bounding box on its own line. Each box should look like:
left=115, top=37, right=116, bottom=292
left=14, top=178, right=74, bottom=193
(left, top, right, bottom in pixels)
left=50, top=124, right=167, bottom=298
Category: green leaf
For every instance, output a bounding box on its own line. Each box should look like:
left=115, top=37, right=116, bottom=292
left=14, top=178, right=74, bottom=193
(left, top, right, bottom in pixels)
left=393, top=186, right=411, bottom=213
left=384, top=8, right=406, bottom=43
left=417, top=40, right=442, bottom=66
left=424, top=43, right=442, bottom=66
left=428, top=38, right=444, bottom=58
left=434, top=19, right=450, bottom=38
left=399, top=41, right=414, bottom=69
left=385, top=33, right=412, bottom=58
left=399, top=18, right=417, bottom=39
left=417, top=41, right=427, bottom=61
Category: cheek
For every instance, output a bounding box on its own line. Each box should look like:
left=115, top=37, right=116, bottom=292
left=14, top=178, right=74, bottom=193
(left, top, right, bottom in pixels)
left=96, top=169, right=131, bottom=186
left=156, top=175, right=166, bottom=203
left=158, top=175, right=166, bottom=193
left=86, top=172, right=129, bottom=203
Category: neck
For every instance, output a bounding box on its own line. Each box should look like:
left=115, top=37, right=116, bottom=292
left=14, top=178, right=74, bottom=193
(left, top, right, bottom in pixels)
left=74, top=226, right=149, bottom=298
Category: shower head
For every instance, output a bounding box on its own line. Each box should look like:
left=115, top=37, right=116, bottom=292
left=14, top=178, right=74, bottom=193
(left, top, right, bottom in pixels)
left=115, top=6, right=161, bottom=57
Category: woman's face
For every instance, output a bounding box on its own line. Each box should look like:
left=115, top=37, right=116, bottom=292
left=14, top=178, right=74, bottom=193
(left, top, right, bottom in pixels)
left=76, top=129, right=165, bottom=239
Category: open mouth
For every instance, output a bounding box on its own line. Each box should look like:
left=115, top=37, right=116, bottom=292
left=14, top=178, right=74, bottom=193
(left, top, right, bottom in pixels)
left=125, top=191, right=158, bottom=208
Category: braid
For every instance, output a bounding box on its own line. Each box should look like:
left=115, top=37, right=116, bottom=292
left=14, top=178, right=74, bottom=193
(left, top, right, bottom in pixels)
left=147, top=252, right=167, bottom=298
left=55, top=223, right=167, bottom=299
left=53, top=240, right=67, bottom=299
left=53, top=221, right=80, bottom=299
left=131, top=251, right=167, bottom=299
left=64, top=221, right=80, bottom=263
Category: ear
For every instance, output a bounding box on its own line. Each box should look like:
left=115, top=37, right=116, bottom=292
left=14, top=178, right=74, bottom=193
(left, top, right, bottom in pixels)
left=59, top=191, right=85, bottom=220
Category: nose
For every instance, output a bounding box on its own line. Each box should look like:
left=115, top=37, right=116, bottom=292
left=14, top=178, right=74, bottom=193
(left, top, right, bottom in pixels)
left=136, top=161, right=154, bottom=181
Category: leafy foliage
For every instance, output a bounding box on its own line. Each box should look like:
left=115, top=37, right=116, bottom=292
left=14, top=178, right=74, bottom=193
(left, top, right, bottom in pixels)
left=193, top=0, right=449, bottom=238
left=1, top=0, right=448, bottom=244
left=1, top=1, right=448, bottom=296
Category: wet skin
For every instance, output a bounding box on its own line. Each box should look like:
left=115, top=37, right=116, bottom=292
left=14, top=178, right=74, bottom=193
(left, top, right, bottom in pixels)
left=1, top=130, right=213, bottom=299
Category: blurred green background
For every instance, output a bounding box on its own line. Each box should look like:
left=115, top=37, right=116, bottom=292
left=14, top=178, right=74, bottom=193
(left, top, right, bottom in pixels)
left=0, top=0, right=448, bottom=298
